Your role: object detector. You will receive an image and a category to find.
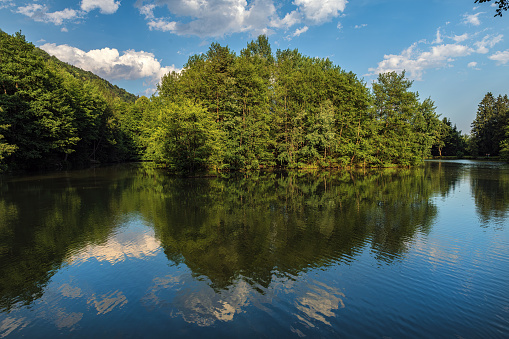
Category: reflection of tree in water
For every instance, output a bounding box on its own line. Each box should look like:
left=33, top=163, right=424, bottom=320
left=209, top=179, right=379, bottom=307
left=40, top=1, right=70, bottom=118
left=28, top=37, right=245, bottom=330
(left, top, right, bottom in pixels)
left=143, top=166, right=455, bottom=290
left=0, top=166, right=140, bottom=311
left=470, top=165, right=509, bottom=227
left=0, top=162, right=463, bottom=310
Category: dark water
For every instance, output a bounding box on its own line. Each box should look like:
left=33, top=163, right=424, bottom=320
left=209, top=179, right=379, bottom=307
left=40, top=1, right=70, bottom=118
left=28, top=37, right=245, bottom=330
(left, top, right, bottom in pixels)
left=0, top=160, right=508, bottom=338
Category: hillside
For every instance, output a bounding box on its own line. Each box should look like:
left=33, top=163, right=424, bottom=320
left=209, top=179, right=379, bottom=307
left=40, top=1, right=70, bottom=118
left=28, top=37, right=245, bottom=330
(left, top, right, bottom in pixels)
left=34, top=46, right=138, bottom=103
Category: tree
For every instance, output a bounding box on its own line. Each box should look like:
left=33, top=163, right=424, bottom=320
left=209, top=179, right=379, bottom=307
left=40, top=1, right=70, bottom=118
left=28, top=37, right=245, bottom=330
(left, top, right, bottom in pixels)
left=475, top=0, right=509, bottom=16
left=471, top=93, right=509, bottom=156
left=0, top=31, right=80, bottom=168
left=0, top=108, right=17, bottom=171
left=371, top=71, right=435, bottom=166
left=143, top=98, right=222, bottom=173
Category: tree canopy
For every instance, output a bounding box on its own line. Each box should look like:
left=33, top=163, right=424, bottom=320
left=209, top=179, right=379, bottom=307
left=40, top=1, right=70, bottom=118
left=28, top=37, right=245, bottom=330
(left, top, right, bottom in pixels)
left=1, top=31, right=472, bottom=173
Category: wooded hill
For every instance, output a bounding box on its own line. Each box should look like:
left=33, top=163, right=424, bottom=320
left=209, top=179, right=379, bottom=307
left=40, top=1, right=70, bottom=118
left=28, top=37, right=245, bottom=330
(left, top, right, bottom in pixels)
left=0, top=30, right=139, bottom=170
left=2, top=30, right=505, bottom=173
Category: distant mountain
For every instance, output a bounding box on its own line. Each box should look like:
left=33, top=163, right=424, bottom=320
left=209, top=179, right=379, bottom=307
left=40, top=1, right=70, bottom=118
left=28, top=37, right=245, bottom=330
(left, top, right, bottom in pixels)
left=34, top=46, right=138, bottom=103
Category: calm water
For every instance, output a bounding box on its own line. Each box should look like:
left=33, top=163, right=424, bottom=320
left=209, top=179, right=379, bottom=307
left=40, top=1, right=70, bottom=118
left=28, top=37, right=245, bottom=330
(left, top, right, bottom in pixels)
left=0, top=161, right=508, bottom=338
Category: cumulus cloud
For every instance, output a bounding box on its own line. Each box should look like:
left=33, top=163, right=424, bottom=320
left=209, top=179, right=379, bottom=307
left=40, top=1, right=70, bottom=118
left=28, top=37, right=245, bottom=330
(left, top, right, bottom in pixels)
left=294, top=0, right=347, bottom=24
left=489, top=50, right=509, bottom=65
left=17, top=4, right=81, bottom=25
left=39, top=43, right=178, bottom=92
left=80, top=0, right=120, bottom=14
left=271, top=10, right=302, bottom=29
left=15, top=0, right=119, bottom=27
left=369, top=43, right=474, bottom=80
left=369, top=14, right=505, bottom=81
left=136, top=0, right=347, bottom=37
left=463, top=12, right=483, bottom=26
left=142, top=0, right=278, bottom=37
left=354, top=24, right=367, bottom=29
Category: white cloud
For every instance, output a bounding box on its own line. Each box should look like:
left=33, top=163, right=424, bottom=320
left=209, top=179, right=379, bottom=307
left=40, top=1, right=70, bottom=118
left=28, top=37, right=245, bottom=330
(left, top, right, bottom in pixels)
left=139, top=4, right=156, bottom=19
left=15, top=1, right=119, bottom=26
left=453, top=33, right=469, bottom=42
left=293, top=26, right=308, bottom=37
left=17, top=4, right=81, bottom=25
left=354, top=23, right=367, bottom=29
left=147, top=19, right=178, bottom=32
left=139, top=0, right=278, bottom=37
left=489, top=50, right=509, bottom=65
left=137, top=0, right=346, bottom=37
left=336, top=22, right=342, bottom=30
left=294, top=0, right=347, bottom=24
left=61, top=27, right=69, bottom=33
left=0, top=0, right=14, bottom=10
left=369, top=12, right=506, bottom=81
left=463, top=12, right=483, bottom=26
left=474, top=34, right=503, bottom=54
left=369, top=43, right=474, bottom=80
left=433, top=28, right=442, bottom=44
left=270, top=10, right=301, bottom=29
left=80, top=0, right=120, bottom=14
left=39, top=43, right=178, bottom=92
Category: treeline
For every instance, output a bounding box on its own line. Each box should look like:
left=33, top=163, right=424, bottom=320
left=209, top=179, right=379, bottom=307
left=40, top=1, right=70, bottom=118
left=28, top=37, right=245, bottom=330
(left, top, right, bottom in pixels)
left=1, top=31, right=467, bottom=172
left=0, top=30, right=139, bottom=171
left=139, top=36, right=449, bottom=172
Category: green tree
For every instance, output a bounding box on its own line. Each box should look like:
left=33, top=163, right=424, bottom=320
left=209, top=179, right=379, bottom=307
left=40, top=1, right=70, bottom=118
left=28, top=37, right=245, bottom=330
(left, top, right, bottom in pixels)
left=0, top=31, right=80, bottom=168
left=371, top=71, right=435, bottom=166
left=0, top=108, right=17, bottom=171
left=471, top=93, right=508, bottom=157
left=144, top=98, right=222, bottom=173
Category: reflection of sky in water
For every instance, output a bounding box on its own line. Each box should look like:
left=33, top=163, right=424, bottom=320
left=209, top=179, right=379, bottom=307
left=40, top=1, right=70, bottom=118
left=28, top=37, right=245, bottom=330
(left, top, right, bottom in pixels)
left=1, top=163, right=508, bottom=338
left=67, top=214, right=162, bottom=265
left=0, top=210, right=348, bottom=336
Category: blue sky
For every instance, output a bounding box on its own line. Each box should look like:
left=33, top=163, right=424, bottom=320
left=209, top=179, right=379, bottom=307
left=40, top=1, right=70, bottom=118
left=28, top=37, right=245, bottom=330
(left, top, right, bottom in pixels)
left=0, top=0, right=507, bottom=133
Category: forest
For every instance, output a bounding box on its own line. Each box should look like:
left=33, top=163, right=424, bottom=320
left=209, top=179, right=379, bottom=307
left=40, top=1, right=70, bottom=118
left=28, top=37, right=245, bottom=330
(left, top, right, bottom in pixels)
left=1, top=30, right=508, bottom=173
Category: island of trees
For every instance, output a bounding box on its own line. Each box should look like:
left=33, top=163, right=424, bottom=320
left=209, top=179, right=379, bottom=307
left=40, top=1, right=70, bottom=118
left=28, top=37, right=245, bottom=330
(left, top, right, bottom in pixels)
left=1, top=30, right=508, bottom=173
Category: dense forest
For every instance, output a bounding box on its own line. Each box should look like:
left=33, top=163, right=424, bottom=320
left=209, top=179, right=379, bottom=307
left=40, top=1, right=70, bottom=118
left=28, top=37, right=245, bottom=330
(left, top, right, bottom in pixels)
left=1, top=31, right=508, bottom=173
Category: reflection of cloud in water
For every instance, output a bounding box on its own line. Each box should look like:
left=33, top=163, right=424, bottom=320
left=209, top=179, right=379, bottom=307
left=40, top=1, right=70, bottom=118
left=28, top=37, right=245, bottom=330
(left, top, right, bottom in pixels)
left=68, top=227, right=161, bottom=264
left=0, top=317, right=28, bottom=338
left=294, top=281, right=345, bottom=327
left=143, top=274, right=250, bottom=326
left=88, top=290, right=128, bottom=315
left=178, top=281, right=250, bottom=326
left=143, top=273, right=346, bottom=330
left=59, top=283, right=82, bottom=299
left=52, top=308, right=83, bottom=329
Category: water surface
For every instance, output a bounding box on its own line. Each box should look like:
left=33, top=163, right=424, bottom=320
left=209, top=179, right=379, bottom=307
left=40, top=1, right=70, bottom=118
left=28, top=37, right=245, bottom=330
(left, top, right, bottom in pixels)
left=0, top=161, right=508, bottom=338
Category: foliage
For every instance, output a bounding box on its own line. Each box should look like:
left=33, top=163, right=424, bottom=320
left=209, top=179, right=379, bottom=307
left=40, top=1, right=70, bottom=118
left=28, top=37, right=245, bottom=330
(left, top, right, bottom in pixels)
left=0, top=163, right=458, bottom=307
left=143, top=98, right=222, bottom=173
left=156, top=38, right=437, bottom=171
left=371, top=71, right=439, bottom=166
left=470, top=92, right=509, bottom=157
left=1, top=31, right=449, bottom=172
left=431, top=118, right=467, bottom=157
left=475, top=0, right=509, bottom=16
left=0, top=30, right=138, bottom=170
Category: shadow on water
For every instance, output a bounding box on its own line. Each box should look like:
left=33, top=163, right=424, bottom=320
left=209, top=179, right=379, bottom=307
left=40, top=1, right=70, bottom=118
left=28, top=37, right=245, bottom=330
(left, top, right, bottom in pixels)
left=1, top=161, right=498, bottom=311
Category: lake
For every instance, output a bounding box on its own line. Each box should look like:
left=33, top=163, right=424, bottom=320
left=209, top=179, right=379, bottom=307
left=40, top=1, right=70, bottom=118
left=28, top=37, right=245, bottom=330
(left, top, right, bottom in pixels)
left=0, top=160, right=508, bottom=338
